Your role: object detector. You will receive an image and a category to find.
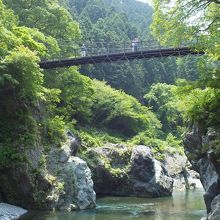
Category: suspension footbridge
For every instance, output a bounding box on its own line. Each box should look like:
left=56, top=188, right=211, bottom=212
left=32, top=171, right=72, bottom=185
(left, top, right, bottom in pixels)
left=39, top=40, right=204, bottom=69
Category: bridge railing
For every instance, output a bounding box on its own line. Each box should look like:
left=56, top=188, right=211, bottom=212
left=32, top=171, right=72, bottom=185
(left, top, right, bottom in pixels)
left=45, top=40, right=189, bottom=61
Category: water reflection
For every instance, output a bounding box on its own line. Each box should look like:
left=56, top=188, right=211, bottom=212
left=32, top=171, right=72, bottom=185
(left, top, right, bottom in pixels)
left=20, top=189, right=206, bottom=220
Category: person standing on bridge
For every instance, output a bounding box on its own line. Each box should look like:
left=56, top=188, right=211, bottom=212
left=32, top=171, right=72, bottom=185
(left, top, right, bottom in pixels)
left=131, top=38, right=138, bottom=52
left=131, top=39, right=135, bottom=52
left=81, top=44, right=87, bottom=57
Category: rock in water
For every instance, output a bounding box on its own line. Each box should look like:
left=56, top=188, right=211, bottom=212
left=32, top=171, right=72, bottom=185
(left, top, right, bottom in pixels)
left=46, top=147, right=96, bottom=210
left=0, top=203, right=27, bottom=220
left=84, top=144, right=173, bottom=197
left=131, top=145, right=173, bottom=197
left=67, top=157, right=96, bottom=210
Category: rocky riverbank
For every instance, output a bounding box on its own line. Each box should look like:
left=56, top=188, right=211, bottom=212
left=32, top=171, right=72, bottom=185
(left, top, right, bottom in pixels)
left=0, top=203, right=27, bottom=220
left=0, top=132, right=201, bottom=215
left=81, top=143, right=199, bottom=197
left=0, top=133, right=96, bottom=211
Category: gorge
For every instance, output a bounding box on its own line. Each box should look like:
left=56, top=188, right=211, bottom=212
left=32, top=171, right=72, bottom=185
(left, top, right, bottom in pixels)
left=0, top=0, right=219, bottom=220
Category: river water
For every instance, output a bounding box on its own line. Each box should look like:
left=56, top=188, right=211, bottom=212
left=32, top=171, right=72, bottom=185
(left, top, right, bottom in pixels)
left=20, top=189, right=206, bottom=220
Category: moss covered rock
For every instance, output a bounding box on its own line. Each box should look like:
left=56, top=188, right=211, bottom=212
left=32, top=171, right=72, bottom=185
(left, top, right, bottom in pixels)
left=0, top=136, right=96, bottom=211
left=82, top=144, right=173, bottom=197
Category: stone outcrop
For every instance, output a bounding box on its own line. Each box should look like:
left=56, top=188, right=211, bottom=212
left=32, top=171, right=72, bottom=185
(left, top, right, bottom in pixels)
left=208, top=194, right=220, bottom=220
left=0, top=203, right=27, bottom=220
left=131, top=145, right=173, bottom=197
left=163, top=152, right=202, bottom=190
left=0, top=134, right=96, bottom=211
left=47, top=147, right=96, bottom=210
left=83, top=144, right=173, bottom=197
left=66, top=131, right=81, bottom=156
left=184, top=124, right=220, bottom=219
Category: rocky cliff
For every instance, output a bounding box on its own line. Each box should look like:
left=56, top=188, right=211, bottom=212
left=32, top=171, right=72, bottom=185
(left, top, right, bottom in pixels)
left=184, top=123, right=220, bottom=220
left=0, top=134, right=96, bottom=211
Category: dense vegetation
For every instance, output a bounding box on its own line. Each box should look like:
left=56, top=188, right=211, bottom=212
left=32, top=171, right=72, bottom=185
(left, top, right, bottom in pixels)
left=62, top=0, right=199, bottom=100
left=152, top=0, right=220, bottom=153
left=1, top=0, right=219, bottom=169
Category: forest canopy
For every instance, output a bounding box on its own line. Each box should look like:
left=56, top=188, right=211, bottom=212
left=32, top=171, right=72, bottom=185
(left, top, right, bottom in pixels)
left=1, top=0, right=220, bottom=168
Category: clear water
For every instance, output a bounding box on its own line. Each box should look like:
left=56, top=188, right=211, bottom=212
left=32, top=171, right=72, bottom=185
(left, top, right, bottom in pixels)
left=20, top=189, right=206, bottom=220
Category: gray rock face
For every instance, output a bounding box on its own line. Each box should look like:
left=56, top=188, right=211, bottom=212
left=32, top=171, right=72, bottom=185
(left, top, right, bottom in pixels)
left=197, top=158, right=218, bottom=191
left=0, top=203, right=27, bottom=220
left=87, top=144, right=132, bottom=196
left=84, top=144, right=173, bottom=197
left=163, top=152, right=202, bottom=190
left=208, top=194, right=220, bottom=220
left=0, top=135, right=96, bottom=211
left=131, top=146, right=173, bottom=197
left=67, top=157, right=96, bottom=210
left=184, top=124, right=220, bottom=218
left=66, top=131, right=81, bottom=156
left=163, top=153, right=187, bottom=177
left=44, top=144, right=96, bottom=210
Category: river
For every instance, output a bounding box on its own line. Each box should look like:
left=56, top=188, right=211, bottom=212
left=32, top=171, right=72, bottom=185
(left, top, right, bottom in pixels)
left=20, top=189, right=206, bottom=220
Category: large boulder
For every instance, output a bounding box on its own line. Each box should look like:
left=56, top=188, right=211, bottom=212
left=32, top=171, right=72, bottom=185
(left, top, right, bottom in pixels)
left=131, top=145, right=173, bottom=197
left=84, top=144, right=132, bottom=196
left=83, top=144, right=173, bottom=197
left=0, top=135, right=96, bottom=211
left=0, top=203, right=27, bottom=220
left=163, top=152, right=187, bottom=177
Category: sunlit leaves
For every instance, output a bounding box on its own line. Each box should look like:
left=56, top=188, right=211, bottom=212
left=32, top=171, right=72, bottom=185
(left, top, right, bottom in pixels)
left=3, top=46, right=43, bottom=101
left=3, top=0, right=82, bottom=57
left=91, top=80, right=161, bottom=136
left=55, top=67, right=94, bottom=123
left=152, top=0, right=220, bottom=130
left=144, top=83, right=183, bottom=137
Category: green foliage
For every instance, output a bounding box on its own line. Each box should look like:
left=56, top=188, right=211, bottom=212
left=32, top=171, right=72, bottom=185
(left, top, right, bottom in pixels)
left=175, top=86, right=220, bottom=128
left=46, top=116, right=66, bottom=145
left=79, top=129, right=102, bottom=148
left=3, top=46, right=43, bottom=102
left=0, top=145, right=24, bottom=169
left=2, top=0, right=208, bottom=169
left=78, top=127, right=124, bottom=148
left=64, top=0, right=197, bottom=100
left=151, top=0, right=220, bottom=159
left=131, top=132, right=183, bottom=160
left=3, top=0, right=81, bottom=57
left=0, top=0, right=72, bottom=167
left=144, top=83, right=184, bottom=138
left=91, top=80, right=161, bottom=137
left=55, top=67, right=94, bottom=123
left=166, top=133, right=183, bottom=152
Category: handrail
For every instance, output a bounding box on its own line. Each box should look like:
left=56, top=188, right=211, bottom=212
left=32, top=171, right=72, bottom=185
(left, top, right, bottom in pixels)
left=43, top=39, right=195, bottom=61
left=40, top=46, right=204, bottom=69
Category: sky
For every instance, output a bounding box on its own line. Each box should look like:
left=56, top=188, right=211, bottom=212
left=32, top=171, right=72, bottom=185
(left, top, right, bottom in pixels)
left=136, top=0, right=152, bottom=6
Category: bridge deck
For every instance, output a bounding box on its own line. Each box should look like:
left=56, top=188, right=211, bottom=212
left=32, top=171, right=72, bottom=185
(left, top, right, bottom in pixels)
left=39, top=47, right=203, bottom=69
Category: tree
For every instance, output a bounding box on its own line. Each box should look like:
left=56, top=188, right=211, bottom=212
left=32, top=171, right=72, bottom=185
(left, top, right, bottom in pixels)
left=151, top=0, right=220, bottom=57
left=151, top=0, right=220, bottom=130
left=144, top=83, right=184, bottom=138
left=3, top=0, right=81, bottom=57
